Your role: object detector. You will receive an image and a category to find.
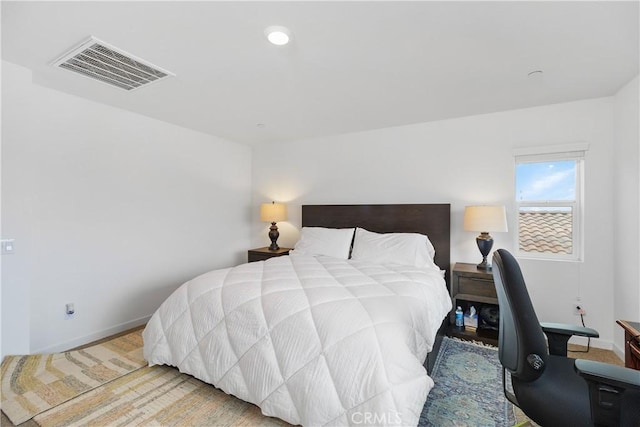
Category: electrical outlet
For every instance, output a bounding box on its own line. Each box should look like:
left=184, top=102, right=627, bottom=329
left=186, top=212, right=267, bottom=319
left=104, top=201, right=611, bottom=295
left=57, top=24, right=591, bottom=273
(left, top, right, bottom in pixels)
left=573, top=304, right=586, bottom=316
left=65, top=303, right=75, bottom=320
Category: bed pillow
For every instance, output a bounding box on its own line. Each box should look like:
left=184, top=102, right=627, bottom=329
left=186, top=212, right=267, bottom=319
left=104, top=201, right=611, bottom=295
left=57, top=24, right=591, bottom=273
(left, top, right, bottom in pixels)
left=351, top=227, right=438, bottom=269
left=291, top=227, right=355, bottom=259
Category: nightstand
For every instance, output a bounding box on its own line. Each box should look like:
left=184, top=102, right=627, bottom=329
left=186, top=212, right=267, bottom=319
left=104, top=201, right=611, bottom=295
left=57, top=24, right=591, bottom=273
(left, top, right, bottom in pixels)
left=247, top=247, right=291, bottom=263
left=449, top=262, right=500, bottom=346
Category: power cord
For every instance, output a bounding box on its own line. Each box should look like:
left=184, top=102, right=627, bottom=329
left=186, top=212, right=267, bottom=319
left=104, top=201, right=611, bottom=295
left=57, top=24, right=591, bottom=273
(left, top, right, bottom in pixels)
left=569, top=306, right=591, bottom=353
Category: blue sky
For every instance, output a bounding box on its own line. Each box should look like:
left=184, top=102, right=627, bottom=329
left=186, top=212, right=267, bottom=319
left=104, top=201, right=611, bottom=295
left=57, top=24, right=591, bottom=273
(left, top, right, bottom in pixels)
left=516, top=160, right=576, bottom=201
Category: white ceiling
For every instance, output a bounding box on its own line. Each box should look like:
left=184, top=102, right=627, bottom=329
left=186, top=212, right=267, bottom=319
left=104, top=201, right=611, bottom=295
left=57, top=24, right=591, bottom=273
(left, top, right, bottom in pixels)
left=2, top=1, right=638, bottom=146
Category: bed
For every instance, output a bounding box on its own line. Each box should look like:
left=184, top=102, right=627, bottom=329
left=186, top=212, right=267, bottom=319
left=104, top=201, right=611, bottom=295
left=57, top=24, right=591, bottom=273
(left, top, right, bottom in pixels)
left=143, top=204, right=452, bottom=426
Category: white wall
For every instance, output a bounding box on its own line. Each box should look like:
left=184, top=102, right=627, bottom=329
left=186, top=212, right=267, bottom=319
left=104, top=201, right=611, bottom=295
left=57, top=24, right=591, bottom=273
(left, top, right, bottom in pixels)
left=1, top=61, right=252, bottom=357
left=252, top=97, right=618, bottom=349
left=3, top=56, right=634, bottom=359
left=613, top=75, right=640, bottom=358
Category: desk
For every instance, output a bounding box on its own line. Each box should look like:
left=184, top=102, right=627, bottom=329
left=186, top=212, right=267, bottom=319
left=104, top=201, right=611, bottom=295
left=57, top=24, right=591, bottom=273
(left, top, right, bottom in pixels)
left=616, top=320, right=640, bottom=370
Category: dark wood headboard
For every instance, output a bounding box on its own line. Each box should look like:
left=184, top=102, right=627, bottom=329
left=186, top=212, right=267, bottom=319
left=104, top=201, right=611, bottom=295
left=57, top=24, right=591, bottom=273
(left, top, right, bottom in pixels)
left=302, top=204, right=451, bottom=289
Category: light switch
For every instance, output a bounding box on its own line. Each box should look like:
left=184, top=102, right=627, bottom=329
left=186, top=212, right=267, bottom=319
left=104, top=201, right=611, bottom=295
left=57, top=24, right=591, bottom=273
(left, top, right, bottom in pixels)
left=1, top=239, right=15, bottom=254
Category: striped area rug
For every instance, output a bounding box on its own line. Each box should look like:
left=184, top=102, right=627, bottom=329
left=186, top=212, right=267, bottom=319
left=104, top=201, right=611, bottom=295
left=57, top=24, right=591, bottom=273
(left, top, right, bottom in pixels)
left=1, top=330, right=146, bottom=425
left=33, top=365, right=288, bottom=426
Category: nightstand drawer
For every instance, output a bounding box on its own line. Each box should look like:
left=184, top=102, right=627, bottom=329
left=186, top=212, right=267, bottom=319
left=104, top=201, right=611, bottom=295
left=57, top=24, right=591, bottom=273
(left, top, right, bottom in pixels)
left=458, top=277, right=496, bottom=298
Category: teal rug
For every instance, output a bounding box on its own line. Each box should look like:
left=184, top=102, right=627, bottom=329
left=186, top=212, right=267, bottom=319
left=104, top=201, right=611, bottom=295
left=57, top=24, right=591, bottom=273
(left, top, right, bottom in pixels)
left=419, top=337, right=516, bottom=426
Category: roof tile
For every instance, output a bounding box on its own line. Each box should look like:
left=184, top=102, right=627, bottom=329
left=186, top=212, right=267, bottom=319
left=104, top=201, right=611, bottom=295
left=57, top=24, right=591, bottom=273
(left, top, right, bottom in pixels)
left=519, top=211, right=573, bottom=254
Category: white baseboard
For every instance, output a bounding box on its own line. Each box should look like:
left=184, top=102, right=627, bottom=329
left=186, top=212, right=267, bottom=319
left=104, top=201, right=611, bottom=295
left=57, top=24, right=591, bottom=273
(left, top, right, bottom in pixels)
left=612, top=342, right=625, bottom=361
left=33, top=315, right=151, bottom=354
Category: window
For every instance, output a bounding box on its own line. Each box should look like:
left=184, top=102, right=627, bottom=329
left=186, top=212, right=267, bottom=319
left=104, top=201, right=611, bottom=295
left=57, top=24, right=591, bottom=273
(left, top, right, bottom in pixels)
left=515, top=145, right=586, bottom=261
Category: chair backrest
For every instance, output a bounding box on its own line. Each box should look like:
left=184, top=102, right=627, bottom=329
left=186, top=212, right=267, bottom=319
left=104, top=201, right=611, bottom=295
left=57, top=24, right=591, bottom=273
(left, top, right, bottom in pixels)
left=492, top=249, right=549, bottom=382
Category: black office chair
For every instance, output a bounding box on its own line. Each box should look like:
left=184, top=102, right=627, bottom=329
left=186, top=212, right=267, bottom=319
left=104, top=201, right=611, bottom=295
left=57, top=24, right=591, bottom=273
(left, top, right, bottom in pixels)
left=492, top=249, right=640, bottom=426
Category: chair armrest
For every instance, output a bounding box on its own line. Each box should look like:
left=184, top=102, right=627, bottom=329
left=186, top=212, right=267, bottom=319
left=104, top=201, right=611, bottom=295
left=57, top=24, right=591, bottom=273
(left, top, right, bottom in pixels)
left=540, top=322, right=599, bottom=338
left=541, top=322, right=599, bottom=356
left=575, top=359, right=640, bottom=426
left=575, top=360, right=640, bottom=390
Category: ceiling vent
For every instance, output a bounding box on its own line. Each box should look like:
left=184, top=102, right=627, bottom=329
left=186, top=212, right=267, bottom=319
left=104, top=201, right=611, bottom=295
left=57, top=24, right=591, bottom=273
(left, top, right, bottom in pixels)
left=52, top=36, right=174, bottom=91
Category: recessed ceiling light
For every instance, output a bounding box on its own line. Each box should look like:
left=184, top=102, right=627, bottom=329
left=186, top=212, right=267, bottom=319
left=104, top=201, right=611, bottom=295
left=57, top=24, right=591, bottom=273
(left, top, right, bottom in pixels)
left=265, top=26, right=292, bottom=46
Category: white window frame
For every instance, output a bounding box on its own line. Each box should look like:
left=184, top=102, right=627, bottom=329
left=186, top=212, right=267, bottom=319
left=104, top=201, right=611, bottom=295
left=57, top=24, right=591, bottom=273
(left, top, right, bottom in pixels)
left=514, top=144, right=588, bottom=262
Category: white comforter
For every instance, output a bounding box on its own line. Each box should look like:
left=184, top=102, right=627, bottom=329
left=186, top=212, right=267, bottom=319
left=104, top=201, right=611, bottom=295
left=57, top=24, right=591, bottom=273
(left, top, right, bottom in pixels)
left=143, top=254, right=451, bottom=426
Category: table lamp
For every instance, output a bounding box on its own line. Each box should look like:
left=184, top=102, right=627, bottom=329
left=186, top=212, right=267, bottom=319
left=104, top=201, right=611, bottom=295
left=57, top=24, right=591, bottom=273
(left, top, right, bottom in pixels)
left=463, top=205, right=508, bottom=270
left=260, top=202, right=287, bottom=250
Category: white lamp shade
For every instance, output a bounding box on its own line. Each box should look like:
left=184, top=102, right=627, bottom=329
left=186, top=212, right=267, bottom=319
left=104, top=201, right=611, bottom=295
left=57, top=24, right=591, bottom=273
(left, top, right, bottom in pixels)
left=463, top=206, right=508, bottom=232
left=260, top=202, right=287, bottom=222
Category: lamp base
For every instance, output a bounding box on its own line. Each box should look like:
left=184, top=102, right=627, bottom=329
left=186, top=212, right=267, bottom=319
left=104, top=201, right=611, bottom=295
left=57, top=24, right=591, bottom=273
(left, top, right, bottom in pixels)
left=476, top=232, right=494, bottom=270
left=476, top=260, right=491, bottom=270
left=268, top=222, right=280, bottom=251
